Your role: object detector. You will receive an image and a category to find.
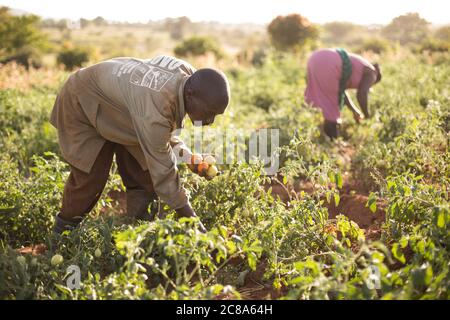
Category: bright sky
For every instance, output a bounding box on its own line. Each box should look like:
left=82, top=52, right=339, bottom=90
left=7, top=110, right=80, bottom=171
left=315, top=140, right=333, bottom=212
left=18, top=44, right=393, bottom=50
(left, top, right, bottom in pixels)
left=1, top=0, right=449, bottom=25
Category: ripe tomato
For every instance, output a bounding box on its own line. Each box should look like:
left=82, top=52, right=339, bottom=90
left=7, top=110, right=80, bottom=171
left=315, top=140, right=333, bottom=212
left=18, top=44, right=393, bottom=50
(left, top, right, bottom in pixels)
left=191, top=154, right=203, bottom=165
left=197, top=162, right=209, bottom=175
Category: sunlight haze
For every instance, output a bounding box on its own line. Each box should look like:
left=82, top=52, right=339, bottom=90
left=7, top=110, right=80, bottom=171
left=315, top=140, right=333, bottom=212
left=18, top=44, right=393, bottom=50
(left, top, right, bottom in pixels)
left=0, top=0, right=449, bottom=25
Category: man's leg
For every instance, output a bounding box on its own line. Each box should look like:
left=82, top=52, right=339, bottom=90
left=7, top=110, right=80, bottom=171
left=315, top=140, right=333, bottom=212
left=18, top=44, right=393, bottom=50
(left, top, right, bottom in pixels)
left=324, top=120, right=339, bottom=140
left=54, top=141, right=116, bottom=234
left=115, top=145, right=158, bottom=221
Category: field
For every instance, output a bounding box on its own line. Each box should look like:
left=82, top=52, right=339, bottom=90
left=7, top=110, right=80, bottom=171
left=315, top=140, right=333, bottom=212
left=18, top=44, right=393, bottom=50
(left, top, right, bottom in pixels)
left=0, top=45, right=449, bottom=299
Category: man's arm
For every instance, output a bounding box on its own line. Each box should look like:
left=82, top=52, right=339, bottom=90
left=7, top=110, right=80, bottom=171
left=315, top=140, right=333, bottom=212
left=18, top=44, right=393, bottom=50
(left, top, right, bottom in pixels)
left=131, top=115, right=207, bottom=232
left=131, top=117, right=189, bottom=209
left=170, top=136, right=207, bottom=232
left=356, top=68, right=377, bottom=118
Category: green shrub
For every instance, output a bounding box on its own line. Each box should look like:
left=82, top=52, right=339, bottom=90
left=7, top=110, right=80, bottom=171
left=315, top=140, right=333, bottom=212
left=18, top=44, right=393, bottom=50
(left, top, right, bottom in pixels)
left=0, top=7, right=48, bottom=67
left=57, top=46, right=90, bottom=70
left=174, top=36, right=223, bottom=59
left=0, top=153, right=67, bottom=246
left=268, top=14, right=319, bottom=52
left=357, top=38, right=391, bottom=54
left=415, top=38, right=450, bottom=53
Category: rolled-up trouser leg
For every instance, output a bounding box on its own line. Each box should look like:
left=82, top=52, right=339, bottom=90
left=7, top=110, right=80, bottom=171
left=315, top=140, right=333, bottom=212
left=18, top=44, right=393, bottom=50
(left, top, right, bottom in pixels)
left=115, top=145, right=158, bottom=221
left=57, top=141, right=116, bottom=232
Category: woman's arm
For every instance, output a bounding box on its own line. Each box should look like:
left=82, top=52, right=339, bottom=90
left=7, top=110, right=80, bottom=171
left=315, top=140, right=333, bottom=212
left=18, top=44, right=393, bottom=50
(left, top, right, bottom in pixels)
left=357, top=68, right=377, bottom=118
left=344, top=91, right=365, bottom=120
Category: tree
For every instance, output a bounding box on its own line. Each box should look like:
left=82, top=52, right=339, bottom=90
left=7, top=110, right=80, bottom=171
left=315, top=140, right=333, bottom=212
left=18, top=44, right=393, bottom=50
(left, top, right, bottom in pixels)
left=174, top=36, right=223, bottom=59
left=0, top=6, right=48, bottom=67
left=57, top=45, right=91, bottom=70
left=92, top=16, right=107, bottom=27
left=267, top=14, right=319, bottom=52
left=382, top=13, right=430, bottom=45
left=40, top=18, right=69, bottom=31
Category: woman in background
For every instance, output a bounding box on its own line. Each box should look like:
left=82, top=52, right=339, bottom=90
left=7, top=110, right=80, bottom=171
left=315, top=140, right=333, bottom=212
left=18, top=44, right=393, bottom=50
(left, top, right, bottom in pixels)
left=304, top=48, right=382, bottom=139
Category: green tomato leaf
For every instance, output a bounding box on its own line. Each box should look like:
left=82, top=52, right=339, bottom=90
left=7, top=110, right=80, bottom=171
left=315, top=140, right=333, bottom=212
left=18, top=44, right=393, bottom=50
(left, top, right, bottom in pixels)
left=335, top=173, right=343, bottom=189
left=437, top=211, right=445, bottom=228
left=392, top=243, right=406, bottom=264
left=334, top=193, right=340, bottom=207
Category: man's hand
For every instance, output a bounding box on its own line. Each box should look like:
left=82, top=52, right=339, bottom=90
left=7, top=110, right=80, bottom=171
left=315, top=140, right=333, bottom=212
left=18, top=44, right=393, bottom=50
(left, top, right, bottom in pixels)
left=175, top=204, right=207, bottom=233
left=188, top=153, right=217, bottom=179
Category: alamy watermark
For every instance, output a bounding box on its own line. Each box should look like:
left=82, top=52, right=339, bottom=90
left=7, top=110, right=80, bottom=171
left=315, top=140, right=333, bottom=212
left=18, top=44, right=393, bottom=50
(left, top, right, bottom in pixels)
left=172, top=122, right=280, bottom=175
left=366, top=265, right=381, bottom=290
left=66, top=265, right=81, bottom=290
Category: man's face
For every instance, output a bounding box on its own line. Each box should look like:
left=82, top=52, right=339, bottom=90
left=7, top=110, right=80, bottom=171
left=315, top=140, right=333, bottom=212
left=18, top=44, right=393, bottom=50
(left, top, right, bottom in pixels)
left=186, top=95, right=225, bottom=126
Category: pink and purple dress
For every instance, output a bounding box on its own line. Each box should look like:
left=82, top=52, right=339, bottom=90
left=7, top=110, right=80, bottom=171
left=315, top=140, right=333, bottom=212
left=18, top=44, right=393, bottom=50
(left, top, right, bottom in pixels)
left=304, top=49, right=375, bottom=123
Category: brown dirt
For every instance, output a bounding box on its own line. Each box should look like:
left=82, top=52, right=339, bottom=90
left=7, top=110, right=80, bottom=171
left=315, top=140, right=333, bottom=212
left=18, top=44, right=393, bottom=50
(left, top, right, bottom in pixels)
left=341, top=177, right=372, bottom=196
left=264, top=183, right=291, bottom=203
left=326, top=193, right=385, bottom=241
left=100, top=190, right=127, bottom=216
left=326, top=194, right=385, bottom=229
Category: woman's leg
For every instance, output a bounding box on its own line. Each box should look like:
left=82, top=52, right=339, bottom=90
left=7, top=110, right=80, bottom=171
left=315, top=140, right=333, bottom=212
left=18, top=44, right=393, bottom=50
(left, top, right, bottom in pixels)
left=324, top=120, right=339, bottom=140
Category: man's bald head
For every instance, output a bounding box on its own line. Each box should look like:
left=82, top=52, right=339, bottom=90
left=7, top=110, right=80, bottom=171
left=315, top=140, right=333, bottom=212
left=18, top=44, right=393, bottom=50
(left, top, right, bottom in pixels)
left=184, top=68, right=230, bottom=125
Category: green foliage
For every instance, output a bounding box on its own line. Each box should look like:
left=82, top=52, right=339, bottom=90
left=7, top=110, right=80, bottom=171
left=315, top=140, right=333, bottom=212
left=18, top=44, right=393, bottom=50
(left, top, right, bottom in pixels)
left=357, top=38, right=392, bottom=54
left=351, top=57, right=449, bottom=190
left=231, top=52, right=304, bottom=113
left=174, top=36, right=223, bottom=59
left=0, top=7, right=48, bottom=67
left=415, top=38, right=450, bottom=53
left=0, top=153, right=67, bottom=247
left=57, top=46, right=91, bottom=70
left=0, top=89, right=59, bottom=170
left=268, top=14, right=319, bottom=52
left=0, top=46, right=449, bottom=300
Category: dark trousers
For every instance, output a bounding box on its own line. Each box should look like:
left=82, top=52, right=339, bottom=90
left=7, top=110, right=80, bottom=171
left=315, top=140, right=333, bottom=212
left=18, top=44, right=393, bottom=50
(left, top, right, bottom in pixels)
left=60, top=141, right=156, bottom=221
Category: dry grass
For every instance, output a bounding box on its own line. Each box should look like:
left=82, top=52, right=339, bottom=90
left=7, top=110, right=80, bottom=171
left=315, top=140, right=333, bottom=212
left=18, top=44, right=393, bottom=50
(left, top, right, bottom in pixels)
left=0, top=62, right=67, bottom=91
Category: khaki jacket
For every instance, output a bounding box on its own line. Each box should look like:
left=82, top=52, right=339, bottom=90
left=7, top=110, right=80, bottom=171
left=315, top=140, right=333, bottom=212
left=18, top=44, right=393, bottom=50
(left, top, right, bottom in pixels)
left=50, top=55, right=195, bottom=209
